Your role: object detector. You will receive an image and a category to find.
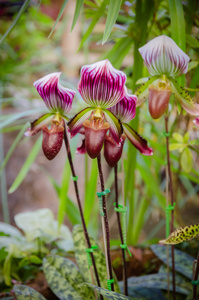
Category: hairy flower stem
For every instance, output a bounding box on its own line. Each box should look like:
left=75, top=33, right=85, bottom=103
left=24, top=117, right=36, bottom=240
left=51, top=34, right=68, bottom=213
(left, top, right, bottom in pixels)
left=97, top=154, right=114, bottom=291
left=114, top=164, right=128, bottom=295
left=193, top=250, right=199, bottom=300
left=63, top=126, right=103, bottom=299
left=165, top=115, right=176, bottom=300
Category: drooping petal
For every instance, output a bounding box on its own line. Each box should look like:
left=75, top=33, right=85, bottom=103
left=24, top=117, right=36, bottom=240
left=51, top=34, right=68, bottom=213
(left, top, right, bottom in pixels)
left=76, top=139, right=86, bottom=154
left=67, top=107, right=93, bottom=137
left=193, top=117, right=199, bottom=127
left=135, top=76, right=159, bottom=106
left=24, top=113, right=54, bottom=137
left=104, top=134, right=125, bottom=167
left=83, top=120, right=110, bottom=159
left=42, top=120, right=64, bottom=160
left=34, top=72, right=76, bottom=114
left=78, top=59, right=126, bottom=108
left=108, top=92, right=137, bottom=122
left=103, top=109, right=123, bottom=144
left=169, top=78, right=199, bottom=116
left=123, top=123, right=153, bottom=156
left=139, top=35, right=190, bottom=77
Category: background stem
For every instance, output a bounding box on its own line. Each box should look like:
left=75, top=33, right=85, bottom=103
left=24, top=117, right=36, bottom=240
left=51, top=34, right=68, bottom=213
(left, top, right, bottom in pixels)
left=63, top=126, right=103, bottom=299
left=114, top=164, right=128, bottom=295
left=165, top=115, right=176, bottom=300
left=193, top=250, right=199, bottom=300
left=97, top=154, right=114, bottom=291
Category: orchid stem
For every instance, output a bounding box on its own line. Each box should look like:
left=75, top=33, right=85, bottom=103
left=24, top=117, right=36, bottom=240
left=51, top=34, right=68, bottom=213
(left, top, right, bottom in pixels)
left=97, top=154, right=114, bottom=291
left=114, top=164, right=128, bottom=295
left=63, top=125, right=103, bottom=300
left=165, top=115, right=176, bottom=300
left=193, top=250, right=199, bottom=300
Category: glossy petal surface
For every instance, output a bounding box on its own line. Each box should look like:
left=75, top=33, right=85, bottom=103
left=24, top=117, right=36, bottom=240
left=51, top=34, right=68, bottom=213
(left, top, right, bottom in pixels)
left=139, top=35, right=190, bottom=77
left=109, top=92, right=137, bottom=122
left=104, top=135, right=125, bottom=167
left=123, top=123, right=153, bottom=156
left=78, top=60, right=126, bottom=108
left=42, top=123, right=64, bottom=160
left=148, top=85, right=171, bottom=119
left=67, top=107, right=93, bottom=137
left=34, top=72, right=75, bottom=114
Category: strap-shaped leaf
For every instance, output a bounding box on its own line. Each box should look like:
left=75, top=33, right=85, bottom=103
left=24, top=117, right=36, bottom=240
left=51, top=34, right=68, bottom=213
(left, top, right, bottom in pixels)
left=102, top=0, right=122, bottom=45
left=8, top=136, right=42, bottom=193
left=0, top=0, right=31, bottom=45
left=43, top=255, right=94, bottom=300
left=71, top=0, right=84, bottom=32
left=48, top=0, right=69, bottom=38
left=13, top=285, right=47, bottom=300
left=160, top=223, right=199, bottom=245
left=72, top=225, right=120, bottom=293
left=82, top=283, right=135, bottom=299
left=151, top=244, right=194, bottom=280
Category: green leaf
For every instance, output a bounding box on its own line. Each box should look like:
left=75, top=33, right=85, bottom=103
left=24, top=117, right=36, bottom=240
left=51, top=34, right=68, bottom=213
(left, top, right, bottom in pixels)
left=43, top=255, right=94, bottom=300
left=71, top=0, right=83, bottom=32
left=169, top=143, right=186, bottom=152
left=78, top=0, right=107, bottom=50
left=48, top=0, right=69, bottom=38
left=8, top=136, right=42, bottom=193
left=151, top=244, right=194, bottom=280
left=82, top=283, right=135, bottom=299
left=160, top=223, right=199, bottom=245
left=13, top=284, right=47, bottom=300
left=186, top=34, right=199, bottom=49
left=181, top=148, right=193, bottom=173
left=0, top=123, right=29, bottom=176
left=127, top=272, right=191, bottom=295
left=72, top=225, right=120, bottom=293
left=172, top=132, right=184, bottom=143
left=188, top=61, right=199, bottom=72
left=102, top=0, right=122, bottom=45
left=189, top=139, right=199, bottom=146
left=183, top=132, right=189, bottom=143
left=0, top=0, right=31, bottom=45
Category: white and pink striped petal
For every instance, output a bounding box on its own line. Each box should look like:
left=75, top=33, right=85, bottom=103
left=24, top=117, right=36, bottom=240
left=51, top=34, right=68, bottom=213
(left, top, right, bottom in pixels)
left=109, top=92, right=137, bottom=122
left=78, top=60, right=126, bottom=108
left=139, top=36, right=190, bottom=78
left=34, top=72, right=76, bottom=114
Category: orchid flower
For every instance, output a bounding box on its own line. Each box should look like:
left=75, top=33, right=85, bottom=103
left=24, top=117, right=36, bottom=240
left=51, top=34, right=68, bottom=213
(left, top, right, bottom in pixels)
left=136, top=35, right=199, bottom=119
left=68, top=59, right=127, bottom=159
left=104, top=92, right=153, bottom=166
left=25, top=73, right=75, bottom=160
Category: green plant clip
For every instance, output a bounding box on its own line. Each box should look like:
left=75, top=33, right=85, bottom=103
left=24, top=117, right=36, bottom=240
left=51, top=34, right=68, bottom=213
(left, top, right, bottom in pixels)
left=85, top=245, right=98, bottom=268
left=97, top=189, right=111, bottom=198
left=71, top=175, right=78, bottom=181
left=165, top=202, right=176, bottom=238
left=191, top=280, right=199, bottom=285
left=120, top=244, right=132, bottom=257
left=162, top=131, right=171, bottom=137
left=107, top=278, right=114, bottom=290
left=98, top=197, right=104, bottom=216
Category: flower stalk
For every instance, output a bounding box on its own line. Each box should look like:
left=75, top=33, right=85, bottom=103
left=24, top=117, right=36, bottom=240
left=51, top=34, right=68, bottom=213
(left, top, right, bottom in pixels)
left=164, top=115, right=176, bottom=300
left=63, top=124, right=103, bottom=299
left=114, top=164, right=128, bottom=295
left=97, top=154, right=114, bottom=291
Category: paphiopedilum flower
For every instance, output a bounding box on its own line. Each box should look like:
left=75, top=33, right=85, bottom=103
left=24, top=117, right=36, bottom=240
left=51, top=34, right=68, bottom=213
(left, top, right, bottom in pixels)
left=193, top=117, right=199, bottom=127
left=25, top=73, right=75, bottom=160
left=104, top=93, right=153, bottom=166
left=136, top=35, right=199, bottom=119
left=68, top=60, right=127, bottom=159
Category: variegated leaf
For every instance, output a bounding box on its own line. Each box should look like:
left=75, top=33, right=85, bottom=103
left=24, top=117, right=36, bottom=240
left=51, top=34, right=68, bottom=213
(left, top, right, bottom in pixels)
left=43, top=255, right=94, bottom=300
left=72, top=225, right=120, bottom=293
left=160, top=223, right=199, bottom=245
left=13, top=285, right=47, bottom=300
